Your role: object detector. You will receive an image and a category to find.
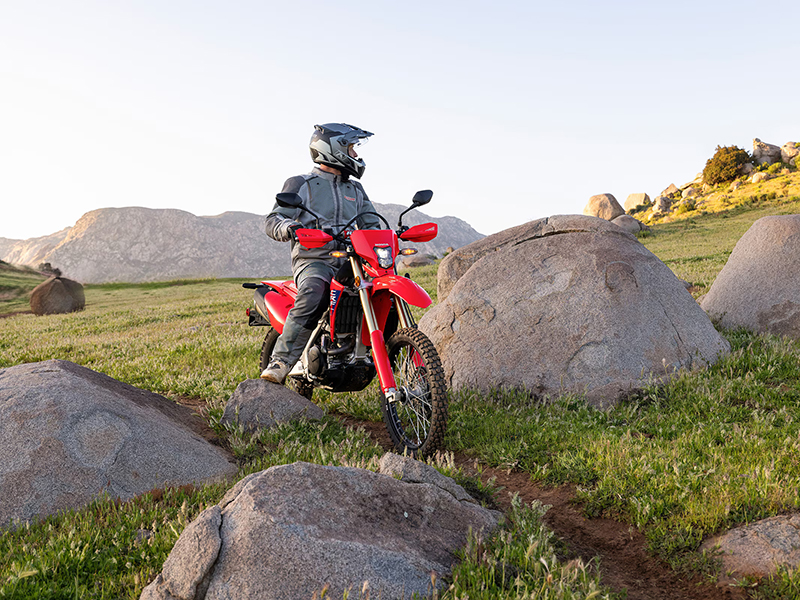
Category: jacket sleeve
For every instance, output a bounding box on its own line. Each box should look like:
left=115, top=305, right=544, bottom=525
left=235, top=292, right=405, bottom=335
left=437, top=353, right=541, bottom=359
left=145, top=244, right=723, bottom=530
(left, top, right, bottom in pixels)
left=265, top=176, right=306, bottom=242
left=354, top=182, right=383, bottom=230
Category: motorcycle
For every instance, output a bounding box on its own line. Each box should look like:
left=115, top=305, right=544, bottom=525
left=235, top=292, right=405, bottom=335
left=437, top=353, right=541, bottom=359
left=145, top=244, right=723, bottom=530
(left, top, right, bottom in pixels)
left=243, top=190, right=448, bottom=457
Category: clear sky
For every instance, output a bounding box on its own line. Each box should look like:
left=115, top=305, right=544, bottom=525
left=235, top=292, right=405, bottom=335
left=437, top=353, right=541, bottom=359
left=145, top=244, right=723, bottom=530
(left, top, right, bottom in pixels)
left=1, top=1, right=798, bottom=240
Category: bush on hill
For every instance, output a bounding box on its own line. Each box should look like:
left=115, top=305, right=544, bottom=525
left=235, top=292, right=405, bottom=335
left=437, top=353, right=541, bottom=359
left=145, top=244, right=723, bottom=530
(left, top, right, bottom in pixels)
left=703, top=145, right=751, bottom=185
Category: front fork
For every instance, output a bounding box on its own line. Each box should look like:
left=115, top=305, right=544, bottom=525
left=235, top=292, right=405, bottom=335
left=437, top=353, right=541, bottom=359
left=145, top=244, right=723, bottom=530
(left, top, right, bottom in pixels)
left=351, top=257, right=401, bottom=402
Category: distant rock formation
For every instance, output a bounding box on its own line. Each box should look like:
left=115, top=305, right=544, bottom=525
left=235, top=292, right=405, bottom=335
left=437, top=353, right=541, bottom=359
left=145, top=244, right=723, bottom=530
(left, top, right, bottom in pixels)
left=624, top=193, right=650, bottom=212
left=611, top=214, right=649, bottom=235
left=781, top=142, right=800, bottom=166
left=0, top=228, right=71, bottom=267
left=1, top=205, right=483, bottom=284
left=582, top=193, right=624, bottom=221
left=752, top=138, right=782, bottom=166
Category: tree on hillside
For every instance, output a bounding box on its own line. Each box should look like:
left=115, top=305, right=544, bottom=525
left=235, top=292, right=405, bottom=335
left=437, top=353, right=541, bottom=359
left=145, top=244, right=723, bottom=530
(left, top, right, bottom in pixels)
left=703, top=145, right=751, bottom=185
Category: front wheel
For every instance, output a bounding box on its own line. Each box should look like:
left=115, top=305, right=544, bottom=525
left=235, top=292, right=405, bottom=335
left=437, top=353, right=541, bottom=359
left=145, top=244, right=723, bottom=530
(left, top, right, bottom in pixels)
left=381, top=327, right=448, bottom=458
left=259, top=328, right=314, bottom=401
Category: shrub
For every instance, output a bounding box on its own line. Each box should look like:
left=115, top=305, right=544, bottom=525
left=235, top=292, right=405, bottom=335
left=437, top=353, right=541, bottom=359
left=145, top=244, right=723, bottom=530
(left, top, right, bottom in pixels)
left=767, top=161, right=785, bottom=174
left=674, top=199, right=696, bottom=215
left=703, top=145, right=751, bottom=185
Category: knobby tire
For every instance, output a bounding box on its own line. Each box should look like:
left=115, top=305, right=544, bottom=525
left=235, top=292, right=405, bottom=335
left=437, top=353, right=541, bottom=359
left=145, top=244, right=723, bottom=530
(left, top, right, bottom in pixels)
left=381, top=327, right=448, bottom=458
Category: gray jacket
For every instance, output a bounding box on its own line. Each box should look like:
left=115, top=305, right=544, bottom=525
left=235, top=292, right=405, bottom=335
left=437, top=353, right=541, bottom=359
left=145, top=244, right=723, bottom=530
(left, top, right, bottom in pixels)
left=265, top=167, right=382, bottom=276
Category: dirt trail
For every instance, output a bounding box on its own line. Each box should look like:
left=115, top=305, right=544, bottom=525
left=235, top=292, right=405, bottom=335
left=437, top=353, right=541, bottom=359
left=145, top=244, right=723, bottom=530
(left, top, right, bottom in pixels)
left=344, top=417, right=747, bottom=600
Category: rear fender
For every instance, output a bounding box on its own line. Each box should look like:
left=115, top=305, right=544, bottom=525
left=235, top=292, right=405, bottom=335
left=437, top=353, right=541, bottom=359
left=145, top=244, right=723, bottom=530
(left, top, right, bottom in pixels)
left=254, top=280, right=297, bottom=333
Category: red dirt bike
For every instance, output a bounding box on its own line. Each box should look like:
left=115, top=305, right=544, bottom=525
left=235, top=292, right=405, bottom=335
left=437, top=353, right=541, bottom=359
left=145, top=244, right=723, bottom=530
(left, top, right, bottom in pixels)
left=243, top=190, right=448, bottom=457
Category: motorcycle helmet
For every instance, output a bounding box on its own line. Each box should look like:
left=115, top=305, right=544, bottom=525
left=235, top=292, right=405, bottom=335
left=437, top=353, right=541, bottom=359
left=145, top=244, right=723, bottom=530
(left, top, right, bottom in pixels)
left=309, top=123, right=373, bottom=179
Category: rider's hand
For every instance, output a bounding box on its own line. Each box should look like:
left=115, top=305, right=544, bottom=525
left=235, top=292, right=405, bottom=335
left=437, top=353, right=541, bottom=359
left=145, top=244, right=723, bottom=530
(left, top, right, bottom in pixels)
left=278, top=219, right=302, bottom=242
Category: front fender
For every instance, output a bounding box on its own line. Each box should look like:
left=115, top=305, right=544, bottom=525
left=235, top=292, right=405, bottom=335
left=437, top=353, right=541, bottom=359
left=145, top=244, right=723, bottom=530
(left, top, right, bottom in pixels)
left=372, top=275, right=432, bottom=308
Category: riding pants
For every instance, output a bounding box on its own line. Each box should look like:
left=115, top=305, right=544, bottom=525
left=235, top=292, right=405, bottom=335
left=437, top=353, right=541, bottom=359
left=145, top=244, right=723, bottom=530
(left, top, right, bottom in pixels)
left=272, top=262, right=338, bottom=366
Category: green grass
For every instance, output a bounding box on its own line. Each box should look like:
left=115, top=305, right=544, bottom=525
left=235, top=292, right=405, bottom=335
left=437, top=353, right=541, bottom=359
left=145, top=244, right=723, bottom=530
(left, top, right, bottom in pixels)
left=3, top=206, right=800, bottom=597
left=446, top=331, right=800, bottom=577
left=638, top=197, right=800, bottom=296
left=0, top=262, right=47, bottom=315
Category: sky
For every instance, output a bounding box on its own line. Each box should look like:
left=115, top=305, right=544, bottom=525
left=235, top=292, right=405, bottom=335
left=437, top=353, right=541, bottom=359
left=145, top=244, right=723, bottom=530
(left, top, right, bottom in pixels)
left=1, top=1, right=798, bottom=241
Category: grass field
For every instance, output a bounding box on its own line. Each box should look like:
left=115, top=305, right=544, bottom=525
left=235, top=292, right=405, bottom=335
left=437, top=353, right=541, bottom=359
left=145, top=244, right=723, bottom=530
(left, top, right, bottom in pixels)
left=2, top=196, right=800, bottom=598
left=0, top=262, right=46, bottom=315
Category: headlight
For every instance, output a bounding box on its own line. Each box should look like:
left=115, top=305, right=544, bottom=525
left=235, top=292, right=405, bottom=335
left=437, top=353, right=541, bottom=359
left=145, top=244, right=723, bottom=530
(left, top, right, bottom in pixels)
left=373, top=246, right=394, bottom=269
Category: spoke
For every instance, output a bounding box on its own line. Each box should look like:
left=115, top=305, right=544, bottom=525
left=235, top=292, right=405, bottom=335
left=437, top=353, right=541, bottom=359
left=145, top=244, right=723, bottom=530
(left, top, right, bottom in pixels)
left=391, top=340, right=435, bottom=447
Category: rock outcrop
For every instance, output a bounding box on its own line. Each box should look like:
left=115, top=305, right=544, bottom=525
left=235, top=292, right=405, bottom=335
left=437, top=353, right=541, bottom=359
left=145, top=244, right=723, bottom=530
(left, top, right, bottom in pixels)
left=781, top=141, right=800, bottom=166
left=141, top=455, right=500, bottom=600
left=221, top=379, right=324, bottom=432
left=660, top=183, right=679, bottom=197
left=652, top=195, right=673, bottom=215
left=0, top=360, right=236, bottom=527
left=1, top=206, right=483, bottom=284
left=752, top=138, right=782, bottom=166
left=701, top=215, right=800, bottom=338
left=624, top=193, right=650, bottom=212
left=29, top=276, right=85, bottom=315
left=421, top=215, right=729, bottom=407
left=582, top=193, right=624, bottom=221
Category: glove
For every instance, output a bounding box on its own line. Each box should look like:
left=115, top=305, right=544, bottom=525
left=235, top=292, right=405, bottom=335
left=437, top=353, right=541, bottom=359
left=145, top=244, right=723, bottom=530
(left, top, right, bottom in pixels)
left=277, top=219, right=302, bottom=242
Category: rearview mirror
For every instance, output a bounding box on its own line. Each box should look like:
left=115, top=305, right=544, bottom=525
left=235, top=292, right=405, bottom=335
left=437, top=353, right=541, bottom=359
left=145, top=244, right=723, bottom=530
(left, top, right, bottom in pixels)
left=412, top=190, right=433, bottom=207
left=275, top=192, right=303, bottom=209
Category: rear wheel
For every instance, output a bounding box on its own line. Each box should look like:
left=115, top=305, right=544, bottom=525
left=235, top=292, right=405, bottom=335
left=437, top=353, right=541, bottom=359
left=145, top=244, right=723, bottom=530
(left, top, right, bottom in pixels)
left=259, top=328, right=314, bottom=401
left=381, top=327, right=448, bottom=458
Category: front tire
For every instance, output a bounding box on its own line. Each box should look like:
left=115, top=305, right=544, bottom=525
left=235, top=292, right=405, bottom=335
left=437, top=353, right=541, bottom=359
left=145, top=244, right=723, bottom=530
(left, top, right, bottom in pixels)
left=381, top=327, right=448, bottom=458
left=259, top=328, right=314, bottom=401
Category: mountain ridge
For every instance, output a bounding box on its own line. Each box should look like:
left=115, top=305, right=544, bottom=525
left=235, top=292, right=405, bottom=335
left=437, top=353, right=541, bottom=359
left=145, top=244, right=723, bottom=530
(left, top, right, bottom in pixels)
left=0, top=204, right=483, bottom=284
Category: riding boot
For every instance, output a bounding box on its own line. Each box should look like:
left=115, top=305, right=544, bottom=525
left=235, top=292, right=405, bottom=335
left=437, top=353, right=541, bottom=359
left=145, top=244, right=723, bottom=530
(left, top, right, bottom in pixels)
left=272, top=316, right=315, bottom=367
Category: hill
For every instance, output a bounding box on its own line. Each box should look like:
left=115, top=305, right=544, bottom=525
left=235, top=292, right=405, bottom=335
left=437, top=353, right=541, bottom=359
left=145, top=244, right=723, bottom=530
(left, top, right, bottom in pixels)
left=0, top=261, right=47, bottom=316
left=0, top=204, right=483, bottom=284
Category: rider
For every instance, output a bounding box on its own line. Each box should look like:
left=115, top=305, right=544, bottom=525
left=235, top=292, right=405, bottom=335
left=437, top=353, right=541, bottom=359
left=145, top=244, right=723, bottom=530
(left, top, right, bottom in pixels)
left=260, top=123, right=382, bottom=384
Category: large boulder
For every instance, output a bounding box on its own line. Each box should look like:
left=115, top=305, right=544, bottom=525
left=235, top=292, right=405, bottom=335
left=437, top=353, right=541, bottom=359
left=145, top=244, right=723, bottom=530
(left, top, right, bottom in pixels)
left=29, top=276, right=85, bottom=315
left=141, top=455, right=500, bottom=600
left=702, top=514, right=800, bottom=584
left=437, top=215, right=605, bottom=302
left=752, top=138, right=782, bottom=166
left=421, top=215, right=729, bottom=407
left=624, top=193, right=650, bottom=212
left=781, top=141, right=800, bottom=166
left=221, top=379, right=323, bottom=432
left=582, top=193, right=624, bottom=221
left=701, top=215, right=800, bottom=338
left=0, top=360, right=237, bottom=527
